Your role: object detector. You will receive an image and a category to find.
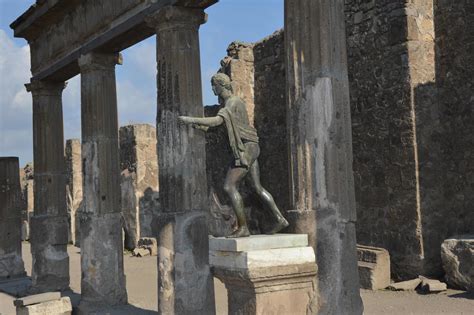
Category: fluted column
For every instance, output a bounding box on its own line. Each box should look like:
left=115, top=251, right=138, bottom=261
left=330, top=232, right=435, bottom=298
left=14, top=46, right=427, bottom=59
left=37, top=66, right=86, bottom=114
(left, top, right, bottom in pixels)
left=146, top=6, right=215, bottom=315
left=77, top=52, right=127, bottom=313
left=25, top=80, right=69, bottom=292
left=0, top=157, right=26, bottom=280
left=284, top=0, right=363, bottom=314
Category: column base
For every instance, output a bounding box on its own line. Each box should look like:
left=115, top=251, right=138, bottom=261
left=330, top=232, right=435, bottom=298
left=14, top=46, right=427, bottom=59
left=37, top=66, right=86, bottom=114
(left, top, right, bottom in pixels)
left=30, top=214, right=69, bottom=292
left=210, top=234, right=318, bottom=315
left=79, top=212, right=127, bottom=308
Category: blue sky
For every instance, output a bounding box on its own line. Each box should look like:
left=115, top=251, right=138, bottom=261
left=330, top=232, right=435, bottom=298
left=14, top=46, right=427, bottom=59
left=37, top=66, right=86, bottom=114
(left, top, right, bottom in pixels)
left=0, top=0, right=283, bottom=166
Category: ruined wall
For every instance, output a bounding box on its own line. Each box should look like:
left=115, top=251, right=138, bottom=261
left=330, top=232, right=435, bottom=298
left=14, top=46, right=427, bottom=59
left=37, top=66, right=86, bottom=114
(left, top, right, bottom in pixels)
left=345, top=0, right=425, bottom=278
left=120, top=124, right=159, bottom=250
left=19, top=163, right=34, bottom=241
left=65, top=139, right=83, bottom=246
left=422, top=0, right=474, bottom=271
left=345, top=0, right=473, bottom=278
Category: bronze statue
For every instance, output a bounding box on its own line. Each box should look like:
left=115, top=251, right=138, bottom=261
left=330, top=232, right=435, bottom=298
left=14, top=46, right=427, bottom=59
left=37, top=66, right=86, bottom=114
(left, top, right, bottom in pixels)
left=178, top=73, right=289, bottom=238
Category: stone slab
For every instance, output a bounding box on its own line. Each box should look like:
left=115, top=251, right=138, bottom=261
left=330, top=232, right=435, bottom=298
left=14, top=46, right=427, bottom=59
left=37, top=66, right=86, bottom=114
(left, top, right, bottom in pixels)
left=14, top=292, right=61, bottom=307
left=388, top=279, right=421, bottom=291
left=209, top=234, right=308, bottom=252
left=419, top=276, right=447, bottom=293
left=357, top=245, right=390, bottom=290
left=16, top=296, right=72, bottom=315
left=210, top=246, right=315, bottom=270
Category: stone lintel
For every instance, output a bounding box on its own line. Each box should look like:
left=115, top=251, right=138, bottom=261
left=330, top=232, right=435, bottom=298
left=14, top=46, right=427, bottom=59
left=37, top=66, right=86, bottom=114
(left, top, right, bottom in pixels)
left=209, top=234, right=308, bottom=252
left=145, top=6, right=207, bottom=32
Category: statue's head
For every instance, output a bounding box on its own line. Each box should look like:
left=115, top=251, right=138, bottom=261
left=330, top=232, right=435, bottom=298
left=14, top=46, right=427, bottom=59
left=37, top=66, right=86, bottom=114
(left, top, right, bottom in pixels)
left=211, top=73, right=232, bottom=96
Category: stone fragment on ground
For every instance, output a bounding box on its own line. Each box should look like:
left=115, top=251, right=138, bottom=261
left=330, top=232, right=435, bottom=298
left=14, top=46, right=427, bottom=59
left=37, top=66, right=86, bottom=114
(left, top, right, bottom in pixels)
left=419, top=276, right=447, bottom=293
left=132, top=248, right=150, bottom=258
left=388, top=278, right=421, bottom=291
left=15, top=292, right=72, bottom=315
left=441, top=235, right=474, bottom=291
left=137, top=237, right=157, bottom=256
left=357, top=245, right=390, bottom=290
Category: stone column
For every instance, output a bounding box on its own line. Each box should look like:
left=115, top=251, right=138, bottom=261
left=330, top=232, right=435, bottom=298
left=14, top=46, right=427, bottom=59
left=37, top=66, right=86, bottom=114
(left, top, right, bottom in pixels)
left=146, top=7, right=215, bottom=315
left=77, top=52, right=127, bottom=312
left=25, top=80, right=69, bottom=292
left=0, top=157, right=26, bottom=279
left=284, top=1, right=363, bottom=314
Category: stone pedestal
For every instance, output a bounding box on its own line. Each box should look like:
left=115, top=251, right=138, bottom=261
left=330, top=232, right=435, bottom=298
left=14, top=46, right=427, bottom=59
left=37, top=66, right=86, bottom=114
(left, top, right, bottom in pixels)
left=146, top=6, right=215, bottom=315
left=25, top=80, right=69, bottom=292
left=210, top=234, right=317, bottom=315
left=0, top=157, right=26, bottom=280
left=77, top=52, right=127, bottom=312
left=357, top=245, right=390, bottom=290
left=284, top=0, right=363, bottom=313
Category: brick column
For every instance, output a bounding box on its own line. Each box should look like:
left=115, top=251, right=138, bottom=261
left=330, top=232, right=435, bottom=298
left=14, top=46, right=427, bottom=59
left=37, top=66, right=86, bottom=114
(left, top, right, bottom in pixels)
left=77, top=52, right=127, bottom=313
left=284, top=0, right=363, bottom=314
left=26, top=80, right=69, bottom=292
left=146, top=6, right=215, bottom=315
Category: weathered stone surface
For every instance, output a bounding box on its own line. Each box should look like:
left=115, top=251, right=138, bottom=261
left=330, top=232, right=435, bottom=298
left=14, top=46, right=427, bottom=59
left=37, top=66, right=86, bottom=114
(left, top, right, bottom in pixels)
left=78, top=52, right=127, bottom=312
left=357, top=245, right=391, bottom=290
left=441, top=236, right=474, bottom=291
left=388, top=279, right=421, bottom=291
left=26, top=80, right=70, bottom=292
left=16, top=296, right=72, bottom=315
left=65, top=139, right=83, bottom=246
left=285, top=1, right=363, bottom=313
left=120, top=124, right=159, bottom=250
left=345, top=0, right=474, bottom=279
left=0, top=157, right=26, bottom=280
left=20, top=163, right=34, bottom=241
left=209, top=234, right=307, bottom=252
left=146, top=6, right=215, bottom=314
left=132, top=248, right=150, bottom=258
left=419, top=276, right=447, bottom=293
left=211, top=234, right=317, bottom=315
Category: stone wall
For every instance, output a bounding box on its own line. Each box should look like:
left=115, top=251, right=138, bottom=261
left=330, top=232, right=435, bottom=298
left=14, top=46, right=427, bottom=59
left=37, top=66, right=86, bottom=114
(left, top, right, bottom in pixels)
left=345, top=0, right=474, bottom=278
left=426, top=0, right=474, bottom=271
left=344, top=0, right=426, bottom=279
left=120, top=124, right=159, bottom=250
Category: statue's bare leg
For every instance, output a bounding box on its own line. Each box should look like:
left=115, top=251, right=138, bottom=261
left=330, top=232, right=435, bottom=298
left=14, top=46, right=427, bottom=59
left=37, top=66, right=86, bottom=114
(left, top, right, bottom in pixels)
left=224, top=166, right=250, bottom=238
left=248, top=160, right=289, bottom=234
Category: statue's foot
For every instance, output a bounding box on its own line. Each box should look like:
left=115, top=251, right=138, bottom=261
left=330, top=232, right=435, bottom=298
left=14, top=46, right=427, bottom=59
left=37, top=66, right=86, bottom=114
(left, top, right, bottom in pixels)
left=226, top=226, right=251, bottom=238
left=266, top=217, right=289, bottom=235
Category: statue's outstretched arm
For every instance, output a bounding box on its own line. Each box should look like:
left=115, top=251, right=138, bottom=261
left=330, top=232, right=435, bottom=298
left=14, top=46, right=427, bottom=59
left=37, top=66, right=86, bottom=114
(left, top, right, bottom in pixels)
left=178, top=116, right=224, bottom=129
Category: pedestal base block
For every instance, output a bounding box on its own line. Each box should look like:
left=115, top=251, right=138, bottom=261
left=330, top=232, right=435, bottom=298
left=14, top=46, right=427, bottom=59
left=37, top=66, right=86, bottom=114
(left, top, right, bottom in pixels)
left=210, top=234, right=317, bottom=315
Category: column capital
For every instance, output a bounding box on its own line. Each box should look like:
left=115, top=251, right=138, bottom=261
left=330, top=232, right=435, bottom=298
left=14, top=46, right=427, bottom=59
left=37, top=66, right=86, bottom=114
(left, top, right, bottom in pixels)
left=78, top=52, right=122, bottom=73
left=145, top=6, right=207, bottom=32
left=25, top=80, right=66, bottom=96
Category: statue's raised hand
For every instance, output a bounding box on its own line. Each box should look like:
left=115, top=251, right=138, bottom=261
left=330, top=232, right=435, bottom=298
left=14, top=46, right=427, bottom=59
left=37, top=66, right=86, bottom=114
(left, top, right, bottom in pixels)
left=178, top=116, right=194, bottom=125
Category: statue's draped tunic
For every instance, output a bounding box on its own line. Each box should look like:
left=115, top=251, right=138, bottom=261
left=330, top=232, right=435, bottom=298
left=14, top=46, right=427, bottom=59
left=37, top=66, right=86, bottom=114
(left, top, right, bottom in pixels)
left=218, top=96, right=259, bottom=168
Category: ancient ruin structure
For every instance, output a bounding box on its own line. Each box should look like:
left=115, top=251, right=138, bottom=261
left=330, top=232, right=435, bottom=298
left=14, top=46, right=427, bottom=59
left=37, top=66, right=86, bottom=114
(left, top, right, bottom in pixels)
left=346, top=0, right=474, bottom=279
left=65, top=139, right=82, bottom=246
left=0, top=157, right=26, bottom=280
left=20, top=163, right=34, bottom=241
left=120, top=124, right=159, bottom=250
left=10, top=0, right=363, bottom=313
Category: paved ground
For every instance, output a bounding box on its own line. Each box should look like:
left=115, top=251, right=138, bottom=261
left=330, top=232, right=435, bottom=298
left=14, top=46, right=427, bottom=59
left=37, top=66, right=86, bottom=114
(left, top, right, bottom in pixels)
left=0, top=243, right=473, bottom=314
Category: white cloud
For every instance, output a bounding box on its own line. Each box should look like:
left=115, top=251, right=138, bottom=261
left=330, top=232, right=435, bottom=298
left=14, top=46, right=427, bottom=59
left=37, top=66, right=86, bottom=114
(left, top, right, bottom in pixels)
left=0, top=29, right=32, bottom=165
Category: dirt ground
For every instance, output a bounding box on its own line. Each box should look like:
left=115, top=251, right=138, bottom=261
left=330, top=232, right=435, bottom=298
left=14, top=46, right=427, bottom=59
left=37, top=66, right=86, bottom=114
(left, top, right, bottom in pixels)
left=0, top=243, right=472, bottom=315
